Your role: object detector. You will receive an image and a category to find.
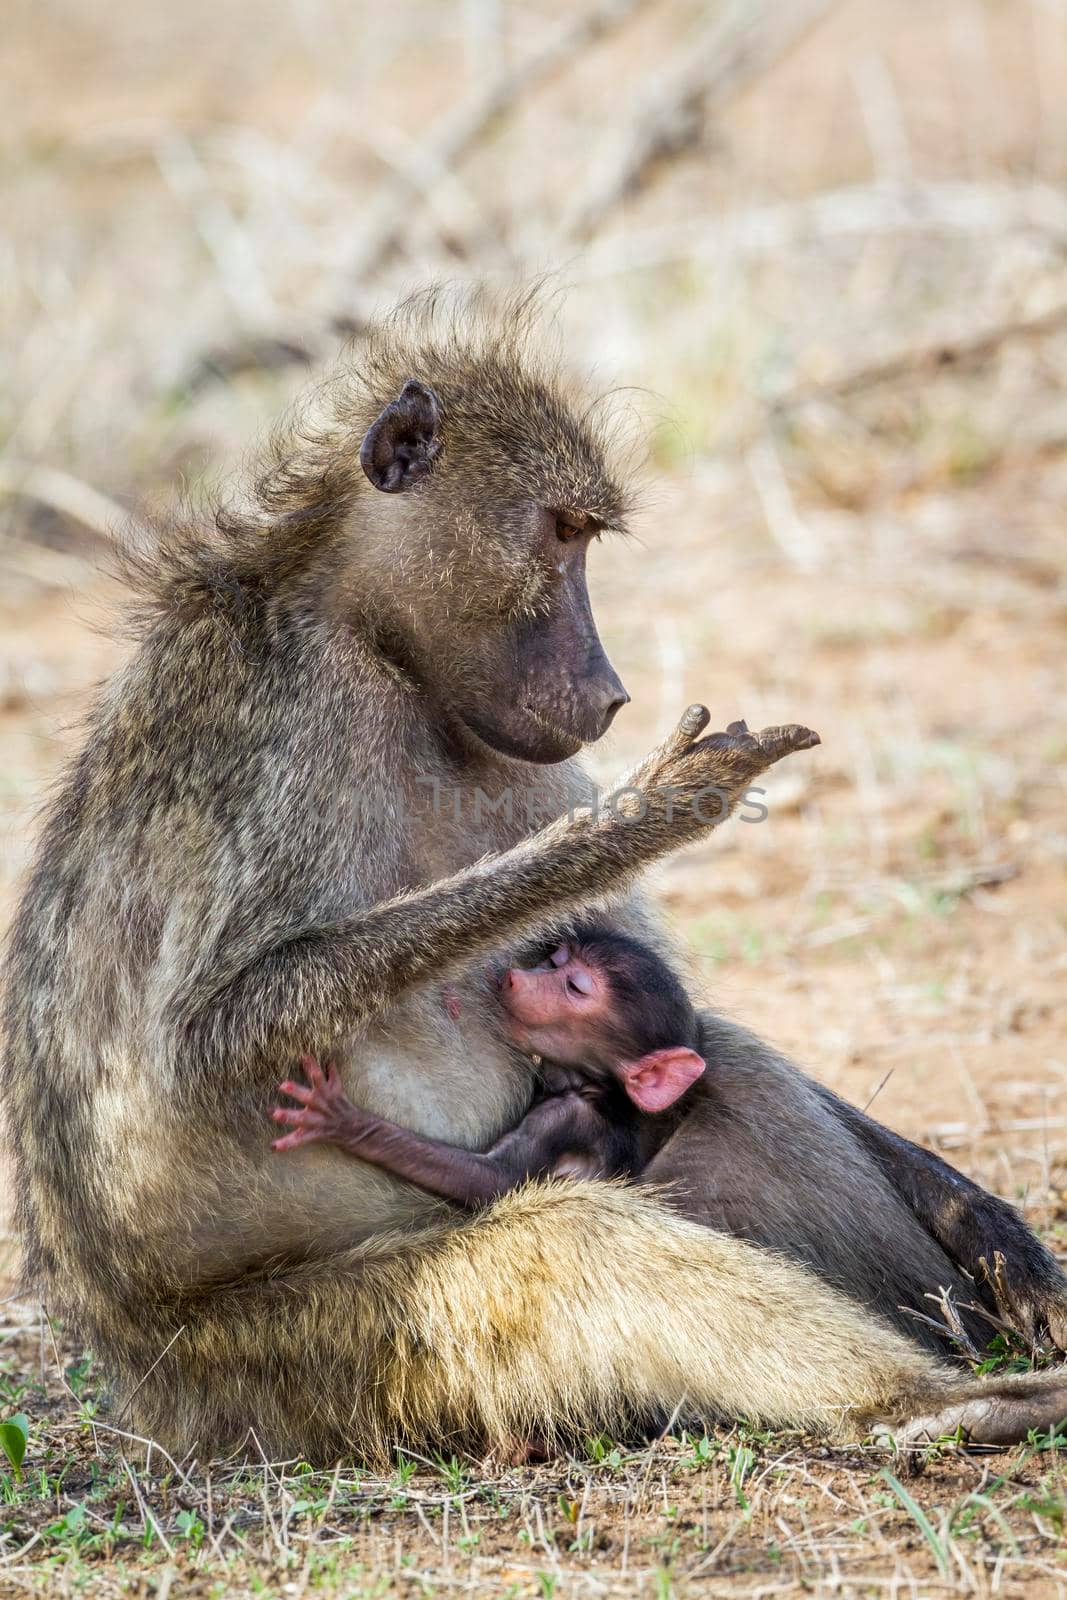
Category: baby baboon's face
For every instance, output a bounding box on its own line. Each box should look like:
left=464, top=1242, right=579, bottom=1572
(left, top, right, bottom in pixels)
left=499, top=942, right=706, bottom=1114
left=498, top=943, right=609, bottom=1065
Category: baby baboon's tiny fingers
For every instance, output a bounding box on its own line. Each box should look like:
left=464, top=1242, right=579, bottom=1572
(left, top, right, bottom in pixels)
left=299, top=1054, right=326, bottom=1089
left=272, top=1130, right=317, bottom=1152
left=276, top=1080, right=314, bottom=1104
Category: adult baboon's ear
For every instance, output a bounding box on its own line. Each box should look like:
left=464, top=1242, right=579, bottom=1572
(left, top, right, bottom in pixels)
left=360, top=380, right=443, bottom=493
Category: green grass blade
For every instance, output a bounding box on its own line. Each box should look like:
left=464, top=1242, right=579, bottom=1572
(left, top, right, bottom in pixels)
left=879, top=1468, right=950, bottom=1578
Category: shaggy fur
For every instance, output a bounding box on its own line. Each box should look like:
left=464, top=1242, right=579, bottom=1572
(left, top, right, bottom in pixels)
left=4, top=286, right=1066, bottom=1462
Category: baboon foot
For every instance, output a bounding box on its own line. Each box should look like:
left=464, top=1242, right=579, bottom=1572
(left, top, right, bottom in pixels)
left=877, top=1374, right=1067, bottom=1452
left=978, top=1253, right=1067, bottom=1355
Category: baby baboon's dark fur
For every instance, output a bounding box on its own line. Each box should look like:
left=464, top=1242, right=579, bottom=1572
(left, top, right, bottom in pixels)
left=266, top=924, right=707, bottom=1201
left=3, top=287, right=1066, bottom=1462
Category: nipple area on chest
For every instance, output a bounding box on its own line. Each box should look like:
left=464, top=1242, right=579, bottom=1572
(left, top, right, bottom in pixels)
left=442, top=987, right=462, bottom=1021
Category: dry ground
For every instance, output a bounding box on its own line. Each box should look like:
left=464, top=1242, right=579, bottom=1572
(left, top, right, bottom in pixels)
left=2, top=0, right=1067, bottom=1594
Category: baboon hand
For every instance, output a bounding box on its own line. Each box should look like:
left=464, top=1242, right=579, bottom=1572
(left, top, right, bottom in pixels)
left=623, top=706, right=820, bottom=830
left=271, top=1055, right=359, bottom=1153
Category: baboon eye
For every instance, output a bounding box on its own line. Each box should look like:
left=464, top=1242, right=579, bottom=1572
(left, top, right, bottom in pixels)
left=554, top=514, right=583, bottom=543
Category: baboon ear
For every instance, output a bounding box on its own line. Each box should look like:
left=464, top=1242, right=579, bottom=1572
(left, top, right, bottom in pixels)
left=619, top=1048, right=705, bottom=1114
left=360, top=380, right=443, bottom=493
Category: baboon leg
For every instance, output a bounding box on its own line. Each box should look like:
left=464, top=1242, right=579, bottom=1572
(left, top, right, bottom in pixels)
left=818, top=1088, right=1067, bottom=1350
left=677, top=1015, right=989, bottom=1351
left=693, top=1011, right=1067, bottom=1352
left=116, top=1185, right=1066, bottom=1462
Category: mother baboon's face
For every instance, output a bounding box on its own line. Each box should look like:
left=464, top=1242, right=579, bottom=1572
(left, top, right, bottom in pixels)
left=359, top=377, right=630, bottom=764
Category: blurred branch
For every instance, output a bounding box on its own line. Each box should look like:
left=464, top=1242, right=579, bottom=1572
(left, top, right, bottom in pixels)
left=341, top=0, right=656, bottom=288
left=0, top=541, right=94, bottom=589
left=192, top=0, right=657, bottom=384
left=746, top=437, right=823, bottom=571
left=156, top=134, right=278, bottom=327
left=0, top=462, right=128, bottom=540
left=769, top=300, right=1067, bottom=413
left=329, top=116, right=511, bottom=296
left=578, top=179, right=1067, bottom=277
left=563, top=0, right=842, bottom=243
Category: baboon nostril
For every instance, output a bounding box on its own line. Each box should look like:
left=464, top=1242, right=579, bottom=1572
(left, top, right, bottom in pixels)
left=594, top=684, right=629, bottom=733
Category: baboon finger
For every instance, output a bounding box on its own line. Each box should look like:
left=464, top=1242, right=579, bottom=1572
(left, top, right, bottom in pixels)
left=271, top=1129, right=322, bottom=1152
left=1006, top=1293, right=1067, bottom=1356
left=724, top=720, right=750, bottom=736
left=699, top=731, right=757, bottom=754
left=888, top=1394, right=1067, bottom=1451
left=878, top=1377, right=1067, bottom=1451
left=663, top=704, right=711, bottom=753
left=276, top=1080, right=315, bottom=1105
left=754, top=724, right=821, bottom=759
left=270, top=1106, right=316, bottom=1125
left=1045, top=1304, right=1067, bottom=1353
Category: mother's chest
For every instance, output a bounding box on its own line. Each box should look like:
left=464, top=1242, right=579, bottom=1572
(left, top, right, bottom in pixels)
left=337, top=980, right=535, bottom=1150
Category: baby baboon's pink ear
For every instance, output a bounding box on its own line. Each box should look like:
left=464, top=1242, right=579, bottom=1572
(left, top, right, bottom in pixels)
left=619, top=1048, right=705, bottom=1113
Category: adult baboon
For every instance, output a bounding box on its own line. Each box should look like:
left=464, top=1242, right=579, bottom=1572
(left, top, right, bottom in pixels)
left=3, top=290, right=1066, bottom=1461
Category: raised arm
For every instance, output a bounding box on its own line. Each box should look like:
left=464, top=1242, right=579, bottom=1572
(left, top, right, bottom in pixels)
left=172, top=711, right=819, bottom=1074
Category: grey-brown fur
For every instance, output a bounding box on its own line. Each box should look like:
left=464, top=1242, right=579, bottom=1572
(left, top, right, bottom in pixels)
left=3, top=286, right=1067, bottom=1462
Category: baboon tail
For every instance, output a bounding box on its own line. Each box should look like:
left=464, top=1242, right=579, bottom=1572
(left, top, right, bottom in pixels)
left=109, top=1183, right=1062, bottom=1462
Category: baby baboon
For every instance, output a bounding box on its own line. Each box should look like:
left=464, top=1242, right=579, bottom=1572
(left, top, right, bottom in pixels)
left=4, top=287, right=1066, bottom=1463
left=270, top=924, right=707, bottom=1198
left=270, top=924, right=1064, bottom=1376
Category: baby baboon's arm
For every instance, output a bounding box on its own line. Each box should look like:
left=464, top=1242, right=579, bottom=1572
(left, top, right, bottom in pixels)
left=272, top=1058, right=617, bottom=1206
left=177, top=712, right=819, bottom=1074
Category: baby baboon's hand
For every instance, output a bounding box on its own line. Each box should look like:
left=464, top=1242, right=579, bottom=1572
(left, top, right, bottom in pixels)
left=271, top=1055, right=359, bottom=1153
left=621, top=706, right=820, bottom=835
